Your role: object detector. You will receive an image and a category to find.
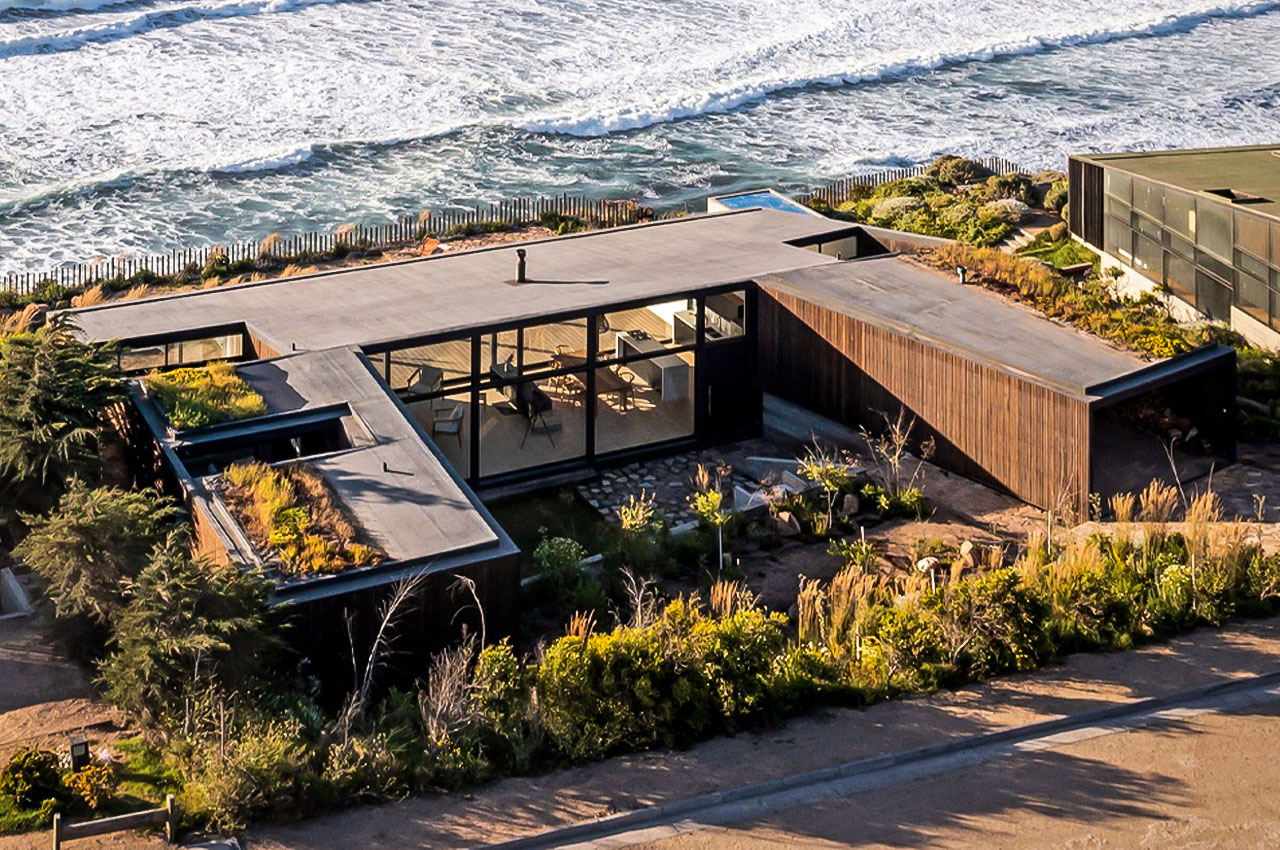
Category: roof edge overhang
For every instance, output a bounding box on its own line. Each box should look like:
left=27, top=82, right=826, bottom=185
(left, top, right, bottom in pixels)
left=1085, top=342, right=1237, bottom=408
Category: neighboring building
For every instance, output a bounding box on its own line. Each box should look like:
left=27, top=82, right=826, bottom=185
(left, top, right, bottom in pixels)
left=1068, top=144, right=1280, bottom=348
left=67, top=203, right=1235, bottom=677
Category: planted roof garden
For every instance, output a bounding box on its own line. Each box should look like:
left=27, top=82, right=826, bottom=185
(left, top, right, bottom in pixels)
left=145, top=361, right=267, bottom=431
left=218, top=460, right=383, bottom=576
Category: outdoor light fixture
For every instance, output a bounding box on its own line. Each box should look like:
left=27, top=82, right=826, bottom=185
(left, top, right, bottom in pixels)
left=516, top=248, right=528, bottom=283
left=69, top=736, right=90, bottom=771
left=956, top=265, right=968, bottom=285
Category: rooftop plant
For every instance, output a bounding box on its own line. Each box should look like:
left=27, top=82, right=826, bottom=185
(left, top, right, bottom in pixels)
left=145, top=361, right=267, bottom=431
left=220, top=460, right=382, bottom=576
left=923, top=243, right=1200, bottom=359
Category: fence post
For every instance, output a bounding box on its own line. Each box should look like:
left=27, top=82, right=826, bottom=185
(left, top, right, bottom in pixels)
left=51, top=812, right=61, bottom=850
left=164, top=794, right=176, bottom=843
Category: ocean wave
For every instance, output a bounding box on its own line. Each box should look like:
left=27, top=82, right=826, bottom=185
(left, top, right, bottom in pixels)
left=521, top=0, right=1280, bottom=137
left=0, top=0, right=143, bottom=12
left=0, top=0, right=365, bottom=57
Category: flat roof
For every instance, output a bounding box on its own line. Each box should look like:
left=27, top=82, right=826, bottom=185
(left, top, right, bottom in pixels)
left=165, top=348, right=515, bottom=596
left=70, top=209, right=847, bottom=351
left=1074, top=144, right=1280, bottom=221
left=762, top=256, right=1145, bottom=395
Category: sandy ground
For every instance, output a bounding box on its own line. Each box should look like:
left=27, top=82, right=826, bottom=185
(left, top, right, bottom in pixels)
left=635, top=701, right=1280, bottom=850
left=240, top=616, right=1280, bottom=850
left=0, top=613, right=127, bottom=761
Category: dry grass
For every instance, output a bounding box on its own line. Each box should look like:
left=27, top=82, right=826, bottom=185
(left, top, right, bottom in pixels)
left=122, top=283, right=153, bottom=301
left=70, top=284, right=106, bottom=308
left=220, top=460, right=382, bottom=575
left=1, top=303, right=42, bottom=334
left=1138, top=480, right=1179, bottom=524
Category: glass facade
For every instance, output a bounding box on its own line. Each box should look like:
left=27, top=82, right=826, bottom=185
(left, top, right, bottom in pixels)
left=1099, top=168, right=1280, bottom=328
left=375, top=289, right=748, bottom=482
left=120, top=331, right=245, bottom=373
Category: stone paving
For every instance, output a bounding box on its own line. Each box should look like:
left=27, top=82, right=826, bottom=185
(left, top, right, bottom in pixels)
left=577, top=447, right=757, bottom=526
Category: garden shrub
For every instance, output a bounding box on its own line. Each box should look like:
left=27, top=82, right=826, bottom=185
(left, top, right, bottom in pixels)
left=145, top=361, right=267, bottom=431
left=0, top=749, right=64, bottom=811
left=925, top=154, right=993, bottom=186
left=930, top=568, right=1051, bottom=678
left=532, top=535, right=605, bottom=614
left=982, top=173, right=1037, bottom=205
left=980, top=198, right=1030, bottom=224
left=1044, top=180, right=1069, bottom=214
left=66, top=764, right=118, bottom=811
left=179, top=716, right=316, bottom=833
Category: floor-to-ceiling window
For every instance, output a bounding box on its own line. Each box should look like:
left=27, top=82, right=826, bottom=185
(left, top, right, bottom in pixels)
left=371, top=288, right=755, bottom=482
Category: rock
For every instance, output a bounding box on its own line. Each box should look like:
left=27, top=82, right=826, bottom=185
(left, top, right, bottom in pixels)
left=915, top=556, right=941, bottom=573
left=775, top=511, right=802, bottom=537
left=840, top=493, right=860, bottom=517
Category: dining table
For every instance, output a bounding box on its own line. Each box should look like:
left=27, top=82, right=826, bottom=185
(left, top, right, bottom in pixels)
left=552, top=349, right=634, bottom=408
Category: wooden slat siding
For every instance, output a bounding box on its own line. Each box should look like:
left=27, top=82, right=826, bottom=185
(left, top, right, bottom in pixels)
left=190, top=499, right=232, bottom=565
left=1067, top=156, right=1104, bottom=248
left=757, top=287, right=1091, bottom=515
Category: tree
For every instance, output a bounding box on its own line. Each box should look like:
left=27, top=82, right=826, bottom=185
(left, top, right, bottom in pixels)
left=0, top=316, right=124, bottom=516
left=99, top=534, right=284, bottom=726
left=16, top=482, right=178, bottom=625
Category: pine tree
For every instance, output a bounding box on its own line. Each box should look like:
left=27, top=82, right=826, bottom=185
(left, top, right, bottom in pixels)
left=0, top=316, right=124, bottom=516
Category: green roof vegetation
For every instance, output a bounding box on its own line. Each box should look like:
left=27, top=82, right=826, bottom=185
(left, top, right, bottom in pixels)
left=220, top=460, right=382, bottom=576
left=145, top=361, right=267, bottom=431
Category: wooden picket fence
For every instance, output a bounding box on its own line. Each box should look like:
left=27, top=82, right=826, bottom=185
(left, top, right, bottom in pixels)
left=0, top=194, right=651, bottom=297
left=1, top=157, right=1031, bottom=297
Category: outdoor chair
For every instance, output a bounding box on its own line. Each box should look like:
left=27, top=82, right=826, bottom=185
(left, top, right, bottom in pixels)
left=432, top=402, right=465, bottom=447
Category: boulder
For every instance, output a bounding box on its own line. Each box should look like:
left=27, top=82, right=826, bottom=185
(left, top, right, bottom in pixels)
left=840, top=493, right=861, bottom=517
left=774, top=511, right=802, bottom=537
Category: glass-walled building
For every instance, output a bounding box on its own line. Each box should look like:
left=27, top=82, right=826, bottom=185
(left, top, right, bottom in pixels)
left=1069, top=145, right=1280, bottom=345
left=360, top=288, right=750, bottom=485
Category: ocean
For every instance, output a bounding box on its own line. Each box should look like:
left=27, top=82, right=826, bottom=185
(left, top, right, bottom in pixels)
left=1, top=0, right=1278, bottom=276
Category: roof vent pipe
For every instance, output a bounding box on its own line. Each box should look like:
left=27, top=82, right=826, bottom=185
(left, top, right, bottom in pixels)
left=516, top=248, right=527, bottom=283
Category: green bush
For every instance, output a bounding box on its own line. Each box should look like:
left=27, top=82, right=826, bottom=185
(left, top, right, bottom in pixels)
left=929, top=568, right=1051, bottom=677
left=925, top=155, right=993, bottom=186
left=1044, top=180, right=1069, bottom=214
left=982, top=173, right=1038, bottom=205
left=99, top=537, right=283, bottom=725
left=532, top=535, right=605, bottom=614
left=179, top=716, right=316, bottom=833
left=0, top=749, right=65, bottom=810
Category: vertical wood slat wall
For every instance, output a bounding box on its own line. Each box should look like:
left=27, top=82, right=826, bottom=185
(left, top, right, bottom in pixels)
left=757, top=286, right=1092, bottom=515
left=1067, top=157, right=1104, bottom=248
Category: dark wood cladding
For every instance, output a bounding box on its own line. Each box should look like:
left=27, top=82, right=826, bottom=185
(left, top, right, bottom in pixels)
left=284, top=554, right=519, bottom=702
left=758, top=287, right=1091, bottom=515
left=1068, top=157, right=1104, bottom=248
